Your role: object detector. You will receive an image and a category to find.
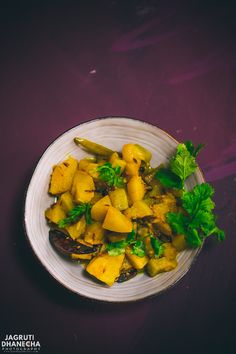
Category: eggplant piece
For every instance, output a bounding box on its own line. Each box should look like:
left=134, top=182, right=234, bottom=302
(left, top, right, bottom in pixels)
left=116, top=268, right=138, bottom=283
left=49, top=229, right=98, bottom=257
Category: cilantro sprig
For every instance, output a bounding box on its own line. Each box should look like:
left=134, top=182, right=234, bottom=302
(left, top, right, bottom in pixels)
left=58, top=203, right=92, bottom=228
left=155, top=141, right=204, bottom=190
left=166, top=183, right=225, bottom=247
left=106, top=230, right=164, bottom=258
left=97, top=162, right=124, bottom=187
left=150, top=236, right=164, bottom=258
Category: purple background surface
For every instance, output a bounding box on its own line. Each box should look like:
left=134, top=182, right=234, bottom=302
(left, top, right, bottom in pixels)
left=1, top=1, right=236, bottom=353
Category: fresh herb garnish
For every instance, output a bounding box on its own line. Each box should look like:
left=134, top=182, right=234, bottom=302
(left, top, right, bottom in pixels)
left=150, top=236, right=164, bottom=258
left=155, top=168, right=183, bottom=189
left=184, top=140, right=204, bottom=158
left=155, top=141, right=203, bottom=190
left=166, top=183, right=225, bottom=247
left=58, top=203, right=92, bottom=228
left=106, top=240, right=127, bottom=256
left=131, top=240, right=146, bottom=257
left=107, top=230, right=146, bottom=257
left=97, top=162, right=124, bottom=187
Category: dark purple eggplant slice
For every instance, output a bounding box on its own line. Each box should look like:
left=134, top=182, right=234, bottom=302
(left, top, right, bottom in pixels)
left=116, top=268, right=138, bottom=283
left=49, top=229, right=98, bottom=257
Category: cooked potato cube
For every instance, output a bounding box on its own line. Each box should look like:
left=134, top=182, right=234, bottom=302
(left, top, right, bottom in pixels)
left=58, top=191, right=74, bottom=213
left=84, top=222, right=105, bottom=245
left=125, top=161, right=141, bottom=176
left=107, top=232, right=127, bottom=243
left=147, top=257, right=177, bottom=277
left=71, top=253, right=93, bottom=260
left=71, top=170, right=95, bottom=203
left=79, top=159, right=99, bottom=178
left=49, top=157, right=78, bottom=195
left=127, top=176, right=145, bottom=204
left=172, top=234, right=187, bottom=251
left=109, top=152, right=126, bottom=173
left=144, top=236, right=155, bottom=258
left=163, top=243, right=177, bottom=260
left=124, top=200, right=152, bottom=219
left=65, top=216, right=86, bottom=240
left=134, top=144, right=152, bottom=162
left=86, top=253, right=125, bottom=286
left=91, top=195, right=111, bottom=221
left=109, top=188, right=129, bottom=211
left=45, top=203, right=66, bottom=224
left=102, top=206, right=132, bottom=233
left=125, top=247, right=148, bottom=270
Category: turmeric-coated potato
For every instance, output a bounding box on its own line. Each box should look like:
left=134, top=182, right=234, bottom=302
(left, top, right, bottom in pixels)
left=45, top=203, right=66, bottom=224
left=91, top=195, right=111, bottom=221
left=127, top=176, right=145, bottom=204
left=147, top=257, right=177, bottom=277
left=49, top=157, right=78, bottom=195
left=86, top=253, right=125, bottom=286
left=71, top=170, right=95, bottom=203
left=103, top=206, right=132, bottom=233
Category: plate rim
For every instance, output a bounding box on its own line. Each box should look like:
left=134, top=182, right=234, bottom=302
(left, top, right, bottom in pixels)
left=23, top=116, right=205, bottom=302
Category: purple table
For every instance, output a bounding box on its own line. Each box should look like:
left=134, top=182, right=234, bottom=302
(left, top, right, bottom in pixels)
left=1, top=1, right=236, bottom=353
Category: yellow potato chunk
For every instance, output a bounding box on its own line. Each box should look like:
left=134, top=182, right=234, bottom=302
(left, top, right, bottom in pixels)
left=45, top=203, right=66, bottom=224
left=91, top=195, right=111, bottom=221
left=107, top=232, right=127, bottom=243
left=144, top=236, right=155, bottom=258
left=152, top=197, right=177, bottom=236
left=109, top=188, right=129, bottom=211
left=86, top=253, right=125, bottom=286
left=84, top=222, right=105, bottom=245
left=71, top=253, right=93, bottom=260
left=102, top=206, right=132, bottom=233
left=124, top=200, right=152, bottom=219
left=134, top=144, right=152, bottom=162
left=125, top=161, right=141, bottom=176
left=58, top=191, right=74, bottom=213
left=78, top=159, right=99, bottom=178
left=127, top=176, right=145, bottom=204
left=125, top=247, right=148, bottom=270
left=49, top=157, right=78, bottom=195
left=65, top=216, right=86, bottom=240
left=163, top=243, right=178, bottom=260
left=71, top=170, right=95, bottom=203
left=109, top=152, right=126, bottom=173
left=147, top=257, right=177, bottom=277
left=122, top=143, right=151, bottom=163
left=172, top=234, right=187, bottom=251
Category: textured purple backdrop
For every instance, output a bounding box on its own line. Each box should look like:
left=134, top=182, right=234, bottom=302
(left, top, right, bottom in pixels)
left=1, top=1, right=236, bottom=354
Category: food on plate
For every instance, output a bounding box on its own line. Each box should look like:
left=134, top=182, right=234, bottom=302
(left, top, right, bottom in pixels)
left=45, top=138, right=225, bottom=286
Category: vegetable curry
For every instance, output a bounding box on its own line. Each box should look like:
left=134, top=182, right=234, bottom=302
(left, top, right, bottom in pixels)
left=45, top=138, right=225, bottom=286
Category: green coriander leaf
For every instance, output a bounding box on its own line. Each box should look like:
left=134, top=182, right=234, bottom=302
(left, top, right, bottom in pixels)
left=131, top=240, right=146, bottom=257
left=182, top=183, right=215, bottom=216
left=58, top=204, right=87, bottom=228
left=213, top=228, right=225, bottom=242
left=184, top=141, right=204, bottom=158
left=166, top=183, right=226, bottom=248
left=185, top=228, right=202, bottom=248
left=97, top=162, right=124, bottom=187
left=170, top=143, right=197, bottom=181
left=150, top=236, right=164, bottom=258
left=127, top=229, right=136, bottom=242
left=155, top=168, right=183, bottom=189
left=166, top=212, right=188, bottom=235
left=85, top=203, right=92, bottom=224
left=106, top=240, right=127, bottom=256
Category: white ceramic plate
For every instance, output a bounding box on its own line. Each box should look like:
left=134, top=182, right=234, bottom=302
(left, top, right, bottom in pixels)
left=24, top=117, right=204, bottom=302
